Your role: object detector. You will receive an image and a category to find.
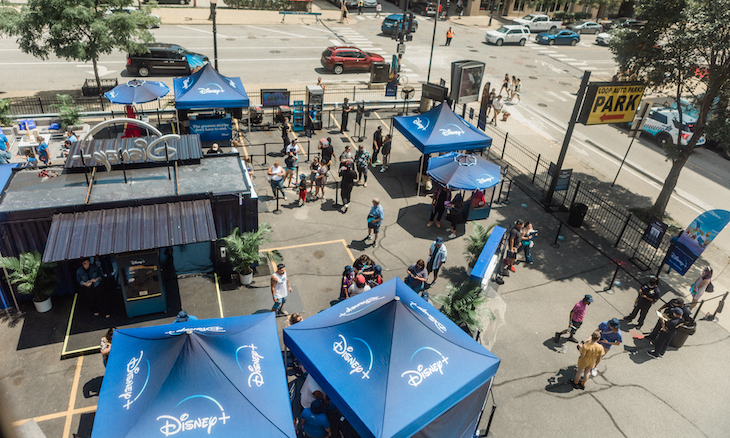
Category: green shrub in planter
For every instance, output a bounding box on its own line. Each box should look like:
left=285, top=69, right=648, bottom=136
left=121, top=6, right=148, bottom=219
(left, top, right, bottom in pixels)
left=0, top=251, right=57, bottom=303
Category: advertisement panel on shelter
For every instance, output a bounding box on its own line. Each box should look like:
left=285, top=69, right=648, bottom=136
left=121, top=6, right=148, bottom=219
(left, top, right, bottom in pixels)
left=666, top=209, right=730, bottom=275
left=190, top=116, right=233, bottom=142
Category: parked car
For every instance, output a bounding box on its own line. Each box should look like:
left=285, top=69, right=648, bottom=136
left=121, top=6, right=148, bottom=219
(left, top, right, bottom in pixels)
left=635, top=107, right=706, bottom=148
left=512, top=14, right=562, bottom=33
left=595, top=30, right=614, bottom=46
left=105, top=6, right=160, bottom=28
left=381, top=14, right=418, bottom=35
left=412, top=0, right=437, bottom=15
left=340, top=0, right=377, bottom=7
left=126, top=43, right=209, bottom=77
left=142, top=0, right=190, bottom=4
left=611, top=17, right=646, bottom=30
left=536, top=29, right=580, bottom=45
left=484, top=25, right=530, bottom=46
left=321, top=46, right=385, bottom=75
left=566, top=20, right=602, bottom=34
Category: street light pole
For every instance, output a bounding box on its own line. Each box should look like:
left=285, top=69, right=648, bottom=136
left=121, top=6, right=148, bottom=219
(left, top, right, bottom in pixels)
left=489, top=0, right=494, bottom=26
left=210, top=0, right=219, bottom=70
left=426, top=0, right=442, bottom=83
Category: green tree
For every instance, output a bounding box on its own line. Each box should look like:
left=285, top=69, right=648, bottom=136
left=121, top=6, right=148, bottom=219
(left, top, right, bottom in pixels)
left=0, top=0, right=157, bottom=90
left=610, top=0, right=730, bottom=219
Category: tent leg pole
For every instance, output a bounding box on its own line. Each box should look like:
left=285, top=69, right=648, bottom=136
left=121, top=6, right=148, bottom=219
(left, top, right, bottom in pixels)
left=417, top=154, right=423, bottom=197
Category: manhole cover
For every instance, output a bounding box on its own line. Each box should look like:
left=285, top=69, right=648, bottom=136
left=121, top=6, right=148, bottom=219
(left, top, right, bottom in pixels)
left=281, top=38, right=290, bottom=41
left=529, top=76, right=538, bottom=80
left=248, top=36, right=257, bottom=39
left=538, top=103, right=548, bottom=107
left=489, top=56, right=497, bottom=59
left=226, top=38, right=236, bottom=41
left=560, top=82, right=571, bottom=86
left=270, top=50, right=281, bottom=54
left=470, top=49, right=479, bottom=52
left=467, top=46, right=474, bottom=48
left=525, top=65, right=536, bottom=68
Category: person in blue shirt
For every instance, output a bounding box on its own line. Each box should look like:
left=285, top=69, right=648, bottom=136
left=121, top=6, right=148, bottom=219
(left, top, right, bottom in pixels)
left=298, top=399, right=330, bottom=438
left=0, top=132, right=8, bottom=151
left=366, top=197, right=384, bottom=248
left=590, top=318, right=622, bottom=377
left=35, top=135, right=49, bottom=165
left=65, top=129, right=78, bottom=144
left=174, top=311, right=198, bottom=323
left=76, top=258, right=109, bottom=318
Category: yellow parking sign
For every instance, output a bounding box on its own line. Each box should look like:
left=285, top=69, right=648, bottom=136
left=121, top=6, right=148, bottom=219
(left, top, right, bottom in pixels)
left=578, top=82, right=646, bottom=125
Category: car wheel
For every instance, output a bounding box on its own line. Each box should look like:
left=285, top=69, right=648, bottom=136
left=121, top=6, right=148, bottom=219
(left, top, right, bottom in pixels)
left=720, top=148, right=730, bottom=160
left=657, top=133, right=674, bottom=148
left=519, top=38, right=526, bottom=46
left=571, top=39, right=577, bottom=46
left=334, top=64, right=344, bottom=75
left=496, top=39, right=503, bottom=46
left=138, top=66, right=150, bottom=77
left=548, top=39, right=555, bottom=46
left=594, top=29, right=600, bottom=35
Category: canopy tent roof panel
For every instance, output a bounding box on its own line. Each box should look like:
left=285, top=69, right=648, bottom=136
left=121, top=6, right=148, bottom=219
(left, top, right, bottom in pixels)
left=393, top=102, right=492, bottom=154
left=174, top=64, right=249, bottom=109
left=284, top=278, right=500, bottom=438
left=92, top=314, right=296, bottom=438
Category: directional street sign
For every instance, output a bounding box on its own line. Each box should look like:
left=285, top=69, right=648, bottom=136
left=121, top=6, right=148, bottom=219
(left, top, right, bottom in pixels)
left=577, top=82, right=645, bottom=125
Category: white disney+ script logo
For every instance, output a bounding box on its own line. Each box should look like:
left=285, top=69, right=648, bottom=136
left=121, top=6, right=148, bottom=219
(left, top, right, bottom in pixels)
left=439, top=123, right=465, bottom=137
left=339, top=295, right=385, bottom=317
left=236, top=344, right=264, bottom=387
left=409, top=301, right=447, bottom=333
left=156, top=396, right=230, bottom=436
left=401, top=347, right=449, bottom=387
left=119, top=351, right=146, bottom=410
left=333, top=334, right=372, bottom=379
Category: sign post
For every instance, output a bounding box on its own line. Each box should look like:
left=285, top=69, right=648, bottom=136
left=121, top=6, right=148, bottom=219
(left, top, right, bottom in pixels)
left=577, top=82, right=646, bottom=125
left=612, top=101, right=651, bottom=186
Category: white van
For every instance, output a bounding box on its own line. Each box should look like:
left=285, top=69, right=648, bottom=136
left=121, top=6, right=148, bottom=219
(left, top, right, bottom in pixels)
left=485, top=25, right=530, bottom=46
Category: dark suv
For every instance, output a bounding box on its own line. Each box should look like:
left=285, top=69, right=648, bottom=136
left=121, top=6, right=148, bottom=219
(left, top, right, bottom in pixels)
left=126, top=43, right=209, bottom=77
left=321, top=47, right=385, bottom=75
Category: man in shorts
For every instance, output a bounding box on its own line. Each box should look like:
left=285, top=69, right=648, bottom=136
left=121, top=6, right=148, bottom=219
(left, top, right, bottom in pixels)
left=379, top=134, right=392, bottom=173
left=271, top=263, right=293, bottom=316
left=491, top=95, right=504, bottom=125
left=366, top=198, right=384, bottom=248
left=591, top=318, right=622, bottom=376
left=554, top=294, right=593, bottom=343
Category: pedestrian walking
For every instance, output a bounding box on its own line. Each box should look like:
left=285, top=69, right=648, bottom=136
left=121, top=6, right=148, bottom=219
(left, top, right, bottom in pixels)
left=100, top=328, right=115, bottom=368
left=271, top=263, right=293, bottom=316
left=348, top=274, right=371, bottom=297
left=445, top=193, right=464, bottom=239
left=519, top=221, right=537, bottom=264
left=339, top=161, right=357, bottom=213
left=375, top=1, right=382, bottom=17
left=355, top=144, right=371, bottom=187
left=504, top=219, right=523, bottom=272
left=426, top=237, right=447, bottom=283
left=341, top=3, right=349, bottom=23
left=513, top=78, right=522, bottom=104
left=572, top=331, right=604, bottom=390
left=281, top=116, right=291, bottom=148
left=491, top=95, right=504, bottom=124
left=507, top=76, right=516, bottom=100
left=624, top=277, right=660, bottom=329
left=309, top=157, right=320, bottom=196
left=646, top=298, right=691, bottom=340
left=357, top=0, right=363, bottom=14
left=318, top=138, right=333, bottom=168
left=340, top=144, right=354, bottom=166
left=77, top=258, right=109, bottom=318
left=284, top=138, right=300, bottom=187
left=372, top=126, right=383, bottom=165
left=647, top=307, right=685, bottom=359
left=405, top=259, right=429, bottom=294
left=314, top=161, right=328, bottom=199
left=298, top=175, right=308, bottom=207
left=485, top=88, right=496, bottom=118
left=267, top=160, right=287, bottom=200
left=379, top=134, right=392, bottom=172
left=689, top=266, right=712, bottom=309
left=499, top=74, right=510, bottom=96
left=445, top=27, right=454, bottom=46
left=591, top=318, right=622, bottom=376
left=456, top=0, right=463, bottom=18
left=427, top=185, right=451, bottom=227
left=554, top=294, right=593, bottom=343
left=340, top=265, right=355, bottom=300
left=341, top=98, right=351, bottom=132
left=366, top=198, right=384, bottom=247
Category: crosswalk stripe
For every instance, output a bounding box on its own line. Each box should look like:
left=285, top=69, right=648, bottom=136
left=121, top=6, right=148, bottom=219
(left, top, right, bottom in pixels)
left=561, top=58, right=576, bottom=61
left=547, top=91, right=568, bottom=102
left=560, top=91, right=574, bottom=98
left=551, top=54, right=567, bottom=58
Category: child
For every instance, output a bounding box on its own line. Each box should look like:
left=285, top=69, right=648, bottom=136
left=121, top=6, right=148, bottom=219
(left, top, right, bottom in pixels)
left=340, top=265, right=355, bottom=301
left=298, top=174, right=308, bottom=206
left=22, top=149, right=37, bottom=168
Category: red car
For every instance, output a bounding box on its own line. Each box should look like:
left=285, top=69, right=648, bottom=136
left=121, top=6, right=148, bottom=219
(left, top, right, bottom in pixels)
left=321, top=46, right=385, bottom=75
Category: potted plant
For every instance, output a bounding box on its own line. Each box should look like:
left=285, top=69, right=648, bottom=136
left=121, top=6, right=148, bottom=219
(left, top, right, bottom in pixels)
left=221, top=223, right=282, bottom=285
left=0, top=251, right=57, bottom=313
left=0, top=98, right=14, bottom=128
left=50, top=94, right=82, bottom=129
left=464, top=223, right=496, bottom=269
left=433, top=281, right=493, bottom=336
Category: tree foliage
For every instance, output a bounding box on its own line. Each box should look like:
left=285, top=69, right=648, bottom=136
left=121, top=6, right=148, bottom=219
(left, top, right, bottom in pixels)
left=50, top=94, right=83, bottom=127
left=433, top=281, right=490, bottom=335
left=610, top=0, right=730, bottom=219
left=0, top=0, right=157, bottom=88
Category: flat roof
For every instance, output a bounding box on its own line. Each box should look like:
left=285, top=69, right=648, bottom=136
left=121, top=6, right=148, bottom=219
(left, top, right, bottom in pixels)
left=0, top=155, right=249, bottom=215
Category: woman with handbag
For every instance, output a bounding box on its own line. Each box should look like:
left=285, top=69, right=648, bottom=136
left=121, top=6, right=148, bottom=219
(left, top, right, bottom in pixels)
left=689, top=266, right=713, bottom=309
left=519, top=221, right=537, bottom=264
left=427, top=185, right=451, bottom=228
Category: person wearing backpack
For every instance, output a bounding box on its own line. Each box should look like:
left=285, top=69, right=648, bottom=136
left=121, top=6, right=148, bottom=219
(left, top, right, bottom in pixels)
left=367, top=265, right=383, bottom=288
left=340, top=266, right=355, bottom=301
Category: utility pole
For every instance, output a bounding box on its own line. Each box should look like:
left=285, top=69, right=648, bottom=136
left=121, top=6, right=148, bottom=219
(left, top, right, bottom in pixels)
left=427, top=0, right=442, bottom=83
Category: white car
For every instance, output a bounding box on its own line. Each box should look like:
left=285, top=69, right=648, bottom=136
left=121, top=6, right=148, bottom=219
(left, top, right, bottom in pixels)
left=639, top=107, right=706, bottom=147
left=485, top=25, right=530, bottom=46
left=595, top=31, right=614, bottom=46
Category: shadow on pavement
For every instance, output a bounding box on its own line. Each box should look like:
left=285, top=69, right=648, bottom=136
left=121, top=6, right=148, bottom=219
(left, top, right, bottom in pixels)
left=545, top=366, right=579, bottom=393
left=82, top=376, right=103, bottom=399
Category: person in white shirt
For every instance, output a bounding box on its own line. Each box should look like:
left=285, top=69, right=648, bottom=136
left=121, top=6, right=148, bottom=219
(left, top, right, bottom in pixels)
left=271, top=263, right=293, bottom=315
left=347, top=275, right=371, bottom=297
left=491, top=95, right=504, bottom=124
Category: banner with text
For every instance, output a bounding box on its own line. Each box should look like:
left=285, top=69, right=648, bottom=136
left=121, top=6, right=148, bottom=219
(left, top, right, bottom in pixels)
left=666, top=209, right=730, bottom=275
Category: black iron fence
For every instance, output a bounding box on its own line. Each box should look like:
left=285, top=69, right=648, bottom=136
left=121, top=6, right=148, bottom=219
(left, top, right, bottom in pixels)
left=457, top=102, right=672, bottom=271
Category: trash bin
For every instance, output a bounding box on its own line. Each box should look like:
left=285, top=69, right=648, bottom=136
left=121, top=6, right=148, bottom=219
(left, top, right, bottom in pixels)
left=670, top=322, right=696, bottom=348
left=568, top=203, right=589, bottom=227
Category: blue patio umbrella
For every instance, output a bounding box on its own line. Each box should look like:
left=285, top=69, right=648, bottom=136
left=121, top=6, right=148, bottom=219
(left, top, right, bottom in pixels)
left=186, top=54, right=206, bottom=69
left=427, top=152, right=501, bottom=190
left=104, top=79, right=170, bottom=105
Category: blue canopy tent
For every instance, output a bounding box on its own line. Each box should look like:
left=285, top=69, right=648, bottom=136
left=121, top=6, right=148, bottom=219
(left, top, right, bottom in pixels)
left=284, top=278, right=500, bottom=438
left=173, top=64, right=249, bottom=109
left=392, top=102, right=492, bottom=154
left=427, top=152, right=501, bottom=191
left=92, top=313, right=296, bottom=438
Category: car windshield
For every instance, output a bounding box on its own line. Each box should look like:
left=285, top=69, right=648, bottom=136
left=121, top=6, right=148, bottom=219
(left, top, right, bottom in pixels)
left=495, top=27, right=509, bottom=34
left=573, top=21, right=587, bottom=25
left=522, top=15, right=536, bottom=20
left=323, top=49, right=332, bottom=57
left=547, top=29, right=560, bottom=35
left=384, top=18, right=398, bottom=24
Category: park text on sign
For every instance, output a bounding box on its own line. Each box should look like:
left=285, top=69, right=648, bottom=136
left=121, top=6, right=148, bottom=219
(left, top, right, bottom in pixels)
left=578, top=82, right=646, bottom=125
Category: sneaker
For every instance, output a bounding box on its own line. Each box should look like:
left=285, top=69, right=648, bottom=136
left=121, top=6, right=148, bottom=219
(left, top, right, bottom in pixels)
left=553, top=332, right=561, bottom=343
left=567, top=336, right=578, bottom=343
left=448, top=233, right=456, bottom=239
left=371, top=163, right=377, bottom=168
left=278, top=310, right=289, bottom=316
left=508, top=265, right=516, bottom=272
left=373, top=241, right=378, bottom=248
left=380, top=167, right=386, bottom=173
left=283, top=196, right=287, bottom=201
left=363, top=182, right=367, bottom=187
left=436, top=222, right=441, bottom=228
left=577, top=382, right=585, bottom=390
left=365, top=235, right=373, bottom=241
left=298, top=200, right=304, bottom=206
left=375, top=160, right=381, bottom=164
left=635, top=325, right=642, bottom=330
left=427, top=221, right=433, bottom=227
left=590, top=368, right=598, bottom=377
left=647, top=351, right=659, bottom=359
left=570, top=381, right=578, bottom=389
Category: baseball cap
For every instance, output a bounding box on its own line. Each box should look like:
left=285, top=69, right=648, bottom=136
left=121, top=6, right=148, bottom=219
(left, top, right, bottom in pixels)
left=277, top=263, right=286, bottom=270
left=175, top=311, right=189, bottom=323
left=435, top=237, right=444, bottom=245
left=311, top=399, right=326, bottom=415
left=583, top=294, right=593, bottom=303
left=356, top=274, right=366, bottom=285
left=671, top=307, right=683, bottom=315
left=608, top=318, right=620, bottom=328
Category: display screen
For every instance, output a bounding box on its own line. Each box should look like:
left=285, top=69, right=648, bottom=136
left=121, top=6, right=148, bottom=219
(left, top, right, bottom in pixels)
left=458, top=65, right=484, bottom=104
left=261, top=89, right=290, bottom=107
left=117, top=252, right=162, bottom=301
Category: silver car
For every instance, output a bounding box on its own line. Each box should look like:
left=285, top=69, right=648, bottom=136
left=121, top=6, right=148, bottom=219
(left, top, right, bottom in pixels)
left=484, top=25, right=530, bottom=46
left=567, top=20, right=603, bottom=34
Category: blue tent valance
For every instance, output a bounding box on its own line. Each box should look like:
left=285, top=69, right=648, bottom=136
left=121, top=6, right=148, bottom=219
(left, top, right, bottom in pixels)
left=284, top=278, right=500, bottom=438
left=174, top=64, right=249, bottom=109
left=92, top=314, right=295, bottom=438
left=393, top=102, right=492, bottom=154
